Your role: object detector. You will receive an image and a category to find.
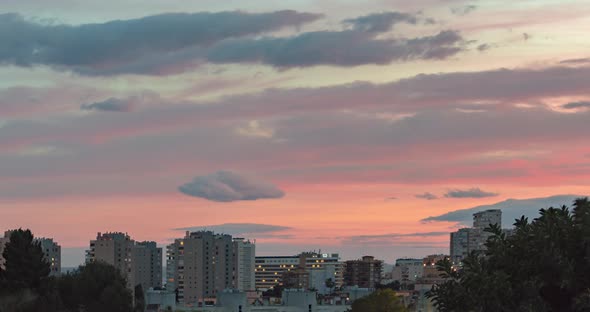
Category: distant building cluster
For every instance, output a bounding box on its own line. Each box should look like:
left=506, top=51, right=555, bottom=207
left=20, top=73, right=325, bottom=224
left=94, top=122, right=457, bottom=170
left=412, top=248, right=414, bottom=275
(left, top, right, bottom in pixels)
left=1, top=208, right=515, bottom=311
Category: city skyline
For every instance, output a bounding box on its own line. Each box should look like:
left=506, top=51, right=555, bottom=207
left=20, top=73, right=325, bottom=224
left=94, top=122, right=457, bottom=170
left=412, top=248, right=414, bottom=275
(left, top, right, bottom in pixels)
left=1, top=0, right=590, bottom=268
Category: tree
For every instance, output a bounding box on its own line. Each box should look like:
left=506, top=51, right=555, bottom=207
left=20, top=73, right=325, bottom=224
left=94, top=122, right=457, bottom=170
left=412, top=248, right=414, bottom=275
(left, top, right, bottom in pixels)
left=0, top=229, right=61, bottom=312
left=427, top=198, right=590, bottom=312
left=134, top=284, right=145, bottom=312
left=262, top=283, right=285, bottom=298
left=325, top=278, right=336, bottom=293
left=0, top=229, right=50, bottom=293
left=59, top=261, right=133, bottom=312
left=377, top=281, right=401, bottom=291
left=350, top=289, right=407, bottom=312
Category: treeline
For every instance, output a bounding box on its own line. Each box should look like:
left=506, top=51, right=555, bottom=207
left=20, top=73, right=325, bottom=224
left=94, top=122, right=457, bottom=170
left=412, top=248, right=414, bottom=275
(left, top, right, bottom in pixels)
left=0, top=229, right=137, bottom=312
left=427, top=198, right=590, bottom=312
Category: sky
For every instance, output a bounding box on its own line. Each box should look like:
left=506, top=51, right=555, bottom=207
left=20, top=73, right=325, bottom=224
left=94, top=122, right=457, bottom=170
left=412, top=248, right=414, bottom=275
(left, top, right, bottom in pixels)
left=1, top=0, right=590, bottom=267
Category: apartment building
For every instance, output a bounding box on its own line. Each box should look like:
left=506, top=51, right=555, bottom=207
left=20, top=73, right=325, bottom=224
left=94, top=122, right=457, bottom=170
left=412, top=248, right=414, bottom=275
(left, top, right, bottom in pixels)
left=255, top=252, right=344, bottom=294
left=86, top=232, right=162, bottom=292
left=166, top=231, right=255, bottom=305
left=343, top=256, right=383, bottom=288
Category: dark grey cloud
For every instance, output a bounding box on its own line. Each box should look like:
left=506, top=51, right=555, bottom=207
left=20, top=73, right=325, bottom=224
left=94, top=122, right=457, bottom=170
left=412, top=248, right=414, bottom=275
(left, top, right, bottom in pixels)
left=477, top=43, right=492, bottom=52
left=523, top=32, right=531, bottom=41
left=416, top=192, right=438, bottom=200
left=422, top=194, right=586, bottom=226
left=0, top=11, right=322, bottom=74
left=562, top=101, right=590, bottom=109
left=560, top=58, right=590, bottom=65
left=178, top=171, right=284, bottom=202
left=207, top=30, right=465, bottom=68
left=444, top=187, right=498, bottom=198
left=451, top=5, right=478, bottom=16
left=81, top=98, right=134, bottom=112
left=342, top=12, right=418, bottom=33
left=0, top=10, right=466, bottom=74
left=174, top=223, right=291, bottom=235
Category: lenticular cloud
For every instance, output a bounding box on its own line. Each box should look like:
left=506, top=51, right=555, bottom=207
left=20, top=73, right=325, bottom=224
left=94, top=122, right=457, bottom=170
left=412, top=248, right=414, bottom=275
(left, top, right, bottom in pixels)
left=179, top=171, right=284, bottom=202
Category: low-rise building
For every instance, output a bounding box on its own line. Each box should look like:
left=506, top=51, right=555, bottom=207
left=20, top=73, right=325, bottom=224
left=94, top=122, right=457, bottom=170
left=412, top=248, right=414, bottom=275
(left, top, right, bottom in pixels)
left=391, top=258, right=423, bottom=283
left=255, top=252, right=344, bottom=294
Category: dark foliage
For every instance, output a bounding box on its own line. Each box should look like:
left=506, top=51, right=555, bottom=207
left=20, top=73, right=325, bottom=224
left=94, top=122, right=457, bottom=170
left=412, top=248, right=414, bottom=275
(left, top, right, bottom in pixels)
left=0, top=228, right=133, bottom=312
left=350, top=289, right=407, bottom=312
left=58, top=261, right=133, bottom=312
left=0, top=229, right=50, bottom=293
left=427, top=198, right=590, bottom=312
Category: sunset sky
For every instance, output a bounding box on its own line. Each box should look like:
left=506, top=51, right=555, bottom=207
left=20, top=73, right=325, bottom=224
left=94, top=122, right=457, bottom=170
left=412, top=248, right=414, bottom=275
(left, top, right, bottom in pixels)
left=1, top=0, right=590, bottom=267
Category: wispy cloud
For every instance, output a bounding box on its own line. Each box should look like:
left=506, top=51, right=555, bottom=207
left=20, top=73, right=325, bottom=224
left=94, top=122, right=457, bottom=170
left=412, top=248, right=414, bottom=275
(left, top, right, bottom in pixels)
left=174, top=223, right=292, bottom=235
left=81, top=98, right=135, bottom=112
left=444, top=187, right=498, bottom=198
left=416, top=192, right=438, bottom=200
left=562, top=101, right=590, bottom=109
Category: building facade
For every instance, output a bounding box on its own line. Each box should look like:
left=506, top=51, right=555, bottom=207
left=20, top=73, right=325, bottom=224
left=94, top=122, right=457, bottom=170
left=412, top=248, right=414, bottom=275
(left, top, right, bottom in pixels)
left=255, top=256, right=300, bottom=290
left=233, top=238, right=256, bottom=291
left=255, top=252, right=344, bottom=294
left=343, top=256, right=383, bottom=288
left=391, top=258, right=423, bottom=283
left=133, top=241, right=163, bottom=290
left=473, top=209, right=502, bottom=229
left=87, top=232, right=162, bottom=292
left=37, top=238, right=61, bottom=276
left=87, top=232, right=136, bottom=289
left=166, top=231, right=251, bottom=305
left=450, top=209, right=503, bottom=264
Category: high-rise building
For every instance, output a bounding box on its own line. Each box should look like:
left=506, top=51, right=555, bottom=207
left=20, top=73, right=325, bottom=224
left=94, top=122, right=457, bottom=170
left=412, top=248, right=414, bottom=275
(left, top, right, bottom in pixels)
left=343, top=256, right=383, bottom=288
left=233, top=238, right=255, bottom=291
left=1, top=231, right=61, bottom=276
left=450, top=209, right=503, bottom=264
left=255, top=252, right=344, bottom=294
left=86, top=232, right=162, bottom=292
left=473, top=209, right=502, bottom=229
left=133, top=241, right=163, bottom=291
left=37, top=238, right=61, bottom=276
left=450, top=228, right=471, bottom=264
left=87, top=232, right=135, bottom=288
left=166, top=231, right=239, bottom=305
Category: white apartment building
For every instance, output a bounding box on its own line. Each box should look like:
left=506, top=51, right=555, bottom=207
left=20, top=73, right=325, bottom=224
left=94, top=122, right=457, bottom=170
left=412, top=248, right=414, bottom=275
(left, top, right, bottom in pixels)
left=233, top=238, right=256, bottom=291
